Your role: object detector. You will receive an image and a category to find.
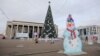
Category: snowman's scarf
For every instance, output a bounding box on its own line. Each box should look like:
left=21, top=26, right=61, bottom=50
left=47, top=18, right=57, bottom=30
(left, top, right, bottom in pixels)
left=67, top=28, right=76, bottom=39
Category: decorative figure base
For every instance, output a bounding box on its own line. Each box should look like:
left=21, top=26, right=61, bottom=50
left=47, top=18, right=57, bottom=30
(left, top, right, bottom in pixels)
left=58, top=50, right=87, bottom=55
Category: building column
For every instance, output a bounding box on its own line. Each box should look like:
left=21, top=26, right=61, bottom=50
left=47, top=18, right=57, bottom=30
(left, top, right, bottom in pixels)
left=37, top=26, right=39, bottom=38
left=22, top=25, right=24, bottom=33
left=96, top=26, right=98, bottom=34
left=16, top=25, right=18, bottom=33
left=27, top=25, right=30, bottom=39
left=89, top=27, right=91, bottom=37
left=82, top=29, right=84, bottom=37
left=87, top=28, right=89, bottom=35
left=32, top=26, right=34, bottom=38
left=14, top=25, right=18, bottom=39
left=10, top=24, right=13, bottom=39
left=86, top=28, right=88, bottom=36
left=27, top=25, right=29, bottom=33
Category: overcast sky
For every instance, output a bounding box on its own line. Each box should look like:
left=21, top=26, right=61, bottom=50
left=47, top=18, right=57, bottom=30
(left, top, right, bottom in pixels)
left=0, top=0, right=100, bottom=37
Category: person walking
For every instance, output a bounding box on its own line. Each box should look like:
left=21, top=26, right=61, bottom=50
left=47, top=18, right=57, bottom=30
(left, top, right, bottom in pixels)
left=34, top=32, right=38, bottom=43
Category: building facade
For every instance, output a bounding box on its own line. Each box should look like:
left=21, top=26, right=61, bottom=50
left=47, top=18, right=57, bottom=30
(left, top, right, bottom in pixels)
left=5, top=21, right=58, bottom=39
left=77, top=25, right=100, bottom=43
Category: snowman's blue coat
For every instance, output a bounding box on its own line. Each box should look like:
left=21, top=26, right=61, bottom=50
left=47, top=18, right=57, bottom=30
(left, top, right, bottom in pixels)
left=63, top=30, right=82, bottom=54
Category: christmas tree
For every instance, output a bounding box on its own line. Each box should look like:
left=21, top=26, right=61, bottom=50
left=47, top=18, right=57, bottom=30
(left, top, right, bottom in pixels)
left=41, top=1, right=57, bottom=38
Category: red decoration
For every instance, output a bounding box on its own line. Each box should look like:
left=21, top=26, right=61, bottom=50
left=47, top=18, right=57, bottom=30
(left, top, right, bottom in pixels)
left=67, top=28, right=76, bottom=39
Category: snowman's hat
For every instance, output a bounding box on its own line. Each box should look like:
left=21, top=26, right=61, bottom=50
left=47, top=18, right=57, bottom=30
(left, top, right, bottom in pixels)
left=67, top=14, right=74, bottom=23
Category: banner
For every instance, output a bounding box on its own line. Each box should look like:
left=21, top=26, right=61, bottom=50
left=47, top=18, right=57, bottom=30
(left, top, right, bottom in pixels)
left=15, top=33, right=29, bottom=38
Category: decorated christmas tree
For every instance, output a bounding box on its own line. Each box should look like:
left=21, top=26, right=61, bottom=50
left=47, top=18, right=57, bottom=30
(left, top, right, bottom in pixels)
left=41, top=1, right=57, bottom=38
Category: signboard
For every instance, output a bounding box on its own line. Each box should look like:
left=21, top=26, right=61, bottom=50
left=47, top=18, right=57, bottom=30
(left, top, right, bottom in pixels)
left=88, top=35, right=93, bottom=45
left=97, top=34, right=100, bottom=43
left=15, top=33, right=29, bottom=38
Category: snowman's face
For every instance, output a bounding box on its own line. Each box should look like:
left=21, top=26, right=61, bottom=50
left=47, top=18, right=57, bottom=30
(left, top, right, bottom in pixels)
left=67, top=22, right=75, bottom=30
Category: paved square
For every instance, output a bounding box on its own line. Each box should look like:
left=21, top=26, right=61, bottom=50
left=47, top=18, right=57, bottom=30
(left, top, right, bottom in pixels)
left=0, top=39, right=100, bottom=56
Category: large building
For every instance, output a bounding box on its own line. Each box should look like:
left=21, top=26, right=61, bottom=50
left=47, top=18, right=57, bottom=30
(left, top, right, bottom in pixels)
left=6, top=2, right=58, bottom=39
left=77, top=25, right=100, bottom=43
left=5, top=21, right=58, bottom=39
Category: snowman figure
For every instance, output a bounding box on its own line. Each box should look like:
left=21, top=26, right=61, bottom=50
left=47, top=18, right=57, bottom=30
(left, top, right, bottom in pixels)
left=63, top=14, right=82, bottom=54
